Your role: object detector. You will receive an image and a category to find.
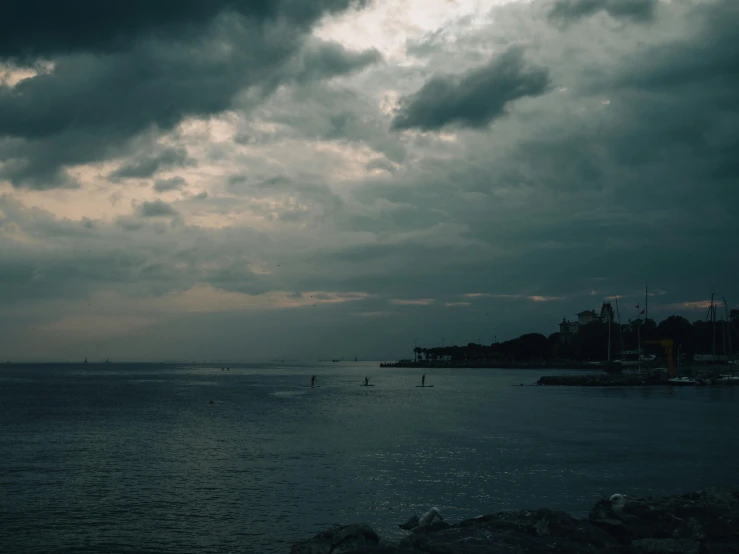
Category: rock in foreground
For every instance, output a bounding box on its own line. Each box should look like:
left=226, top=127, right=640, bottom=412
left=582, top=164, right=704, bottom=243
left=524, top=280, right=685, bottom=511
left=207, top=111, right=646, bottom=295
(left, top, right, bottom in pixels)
left=291, top=488, right=739, bottom=553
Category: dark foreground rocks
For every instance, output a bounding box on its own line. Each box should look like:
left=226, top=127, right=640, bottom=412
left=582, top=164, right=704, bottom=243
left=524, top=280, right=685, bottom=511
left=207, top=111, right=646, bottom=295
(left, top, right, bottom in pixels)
left=290, top=488, right=739, bottom=553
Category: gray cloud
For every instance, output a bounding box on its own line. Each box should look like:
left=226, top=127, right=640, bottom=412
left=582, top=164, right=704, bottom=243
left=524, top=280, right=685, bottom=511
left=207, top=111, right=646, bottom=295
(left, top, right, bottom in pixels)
left=154, top=176, right=187, bottom=192
left=140, top=200, right=179, bottom=218
left=253, top=176, right=344, bottom=222
left=365, top=158, right=396, bottom=174
left=112, top=148, right=194, bottom=181
left=548, top=0, right=658, bottom=23
left=286, top=39, right=383, bottom=83
left=234, top=81, right=407, bottom=163
left=391, top=46, right=550, bottom=131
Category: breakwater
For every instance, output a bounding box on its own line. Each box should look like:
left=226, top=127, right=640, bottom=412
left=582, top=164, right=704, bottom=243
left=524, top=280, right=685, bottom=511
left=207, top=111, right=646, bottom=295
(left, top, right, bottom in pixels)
left=536, top=373, right=658, bottom=386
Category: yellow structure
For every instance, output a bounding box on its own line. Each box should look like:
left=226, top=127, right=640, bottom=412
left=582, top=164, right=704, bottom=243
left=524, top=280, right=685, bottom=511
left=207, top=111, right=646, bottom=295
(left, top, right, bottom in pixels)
left=646, top=339, right=675, bottom=375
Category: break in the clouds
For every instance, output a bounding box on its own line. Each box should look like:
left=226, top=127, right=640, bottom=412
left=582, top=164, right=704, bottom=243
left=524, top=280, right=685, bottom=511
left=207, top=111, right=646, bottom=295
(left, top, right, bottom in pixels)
left=1, top=0, right=738, bottom=361
left=391, top=46, right=550, bottom=131
left=548, top=0, right=658, bottom=23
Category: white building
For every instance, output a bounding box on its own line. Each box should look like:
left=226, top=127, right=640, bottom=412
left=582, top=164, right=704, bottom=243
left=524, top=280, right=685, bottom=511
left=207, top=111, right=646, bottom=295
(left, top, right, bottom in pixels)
left=558, top=302, right=614, bottom=342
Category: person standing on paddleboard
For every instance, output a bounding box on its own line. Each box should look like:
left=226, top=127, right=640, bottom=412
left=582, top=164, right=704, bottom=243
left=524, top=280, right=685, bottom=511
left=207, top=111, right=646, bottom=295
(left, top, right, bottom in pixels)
left=422, top=374, right=426, bottom=387
left=311, top=375, right=317, bottom=388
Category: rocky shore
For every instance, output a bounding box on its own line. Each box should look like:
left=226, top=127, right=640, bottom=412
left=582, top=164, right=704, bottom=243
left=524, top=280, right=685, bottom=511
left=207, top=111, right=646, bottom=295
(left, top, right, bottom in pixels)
left=290, top=488, right=739, bottom=553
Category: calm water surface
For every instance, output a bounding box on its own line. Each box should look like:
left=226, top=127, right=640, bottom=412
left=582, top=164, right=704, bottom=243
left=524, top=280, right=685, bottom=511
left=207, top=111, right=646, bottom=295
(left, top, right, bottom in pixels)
left=1, top=362, right=738, bottom=553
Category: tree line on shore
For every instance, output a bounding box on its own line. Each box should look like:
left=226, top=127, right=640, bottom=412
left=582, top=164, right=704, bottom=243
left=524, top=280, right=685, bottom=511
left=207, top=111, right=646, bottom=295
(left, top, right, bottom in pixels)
left=412, top=311, right=739, bottom=363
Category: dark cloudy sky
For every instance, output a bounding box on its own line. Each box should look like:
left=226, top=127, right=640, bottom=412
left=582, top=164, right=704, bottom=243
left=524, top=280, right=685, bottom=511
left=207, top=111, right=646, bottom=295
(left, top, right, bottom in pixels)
left=1, top=0, right=737, bottom=361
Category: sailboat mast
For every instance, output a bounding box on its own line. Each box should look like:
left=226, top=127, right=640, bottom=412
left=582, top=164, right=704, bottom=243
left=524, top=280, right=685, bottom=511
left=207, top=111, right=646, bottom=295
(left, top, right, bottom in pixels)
left=711, top=293, right=716, bottom=367
left=615, top=295, right=624, bottom=354
left=724, top=298, right=734, bottom=359
left=637, top=306, right=641, bottom=373
left=607, top=308, right=612, bottom=362
left=645, top=281, right=648, bottom=322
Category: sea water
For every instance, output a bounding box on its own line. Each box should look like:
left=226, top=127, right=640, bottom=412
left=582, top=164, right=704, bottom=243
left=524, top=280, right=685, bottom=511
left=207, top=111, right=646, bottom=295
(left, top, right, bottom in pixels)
left=1, top=362, right=738, bottom=553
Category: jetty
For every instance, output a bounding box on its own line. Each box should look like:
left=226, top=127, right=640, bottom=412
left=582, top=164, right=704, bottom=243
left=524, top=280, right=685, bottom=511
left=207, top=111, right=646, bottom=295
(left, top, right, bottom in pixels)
left=536, top=369, right=738, bottom=387
left=537, top=373, right=658, bottom=386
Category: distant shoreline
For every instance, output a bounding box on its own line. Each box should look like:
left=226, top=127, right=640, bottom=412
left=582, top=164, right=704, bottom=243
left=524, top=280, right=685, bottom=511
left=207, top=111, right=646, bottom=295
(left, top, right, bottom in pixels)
left=380, top=360, right=607, bottom=370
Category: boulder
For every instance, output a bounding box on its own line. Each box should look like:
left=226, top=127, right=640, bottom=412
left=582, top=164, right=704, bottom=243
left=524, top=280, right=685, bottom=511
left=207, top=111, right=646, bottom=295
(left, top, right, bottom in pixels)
left=397, top=509, right=619, bottom=554
left=704, top=545, right=739, bottom=554
left=457, top=508, right=617, bottom=548
left=399, top=525, right=617, bottom=554
left=590, top=488, right=739, bottom=545
left=630, top=538, right=700, bottom=554
left=290, top=523, right=380, bottom=554
left=399, top=514, right=421, bottom=530
left=347, top=545, right=422, bottom=554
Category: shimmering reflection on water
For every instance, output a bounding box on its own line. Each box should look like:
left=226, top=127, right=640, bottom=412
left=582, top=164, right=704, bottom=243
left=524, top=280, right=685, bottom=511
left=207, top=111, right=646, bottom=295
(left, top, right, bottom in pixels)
left=1, top=363, right=738, bottom=553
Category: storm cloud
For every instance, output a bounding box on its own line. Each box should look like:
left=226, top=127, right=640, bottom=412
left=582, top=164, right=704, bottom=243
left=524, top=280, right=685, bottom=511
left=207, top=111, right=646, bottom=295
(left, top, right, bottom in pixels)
left=548, top=0, right=658, bottom=23
left=0, top=0, right=370, bottom=58
left=391, top=46, right=550, bottom=131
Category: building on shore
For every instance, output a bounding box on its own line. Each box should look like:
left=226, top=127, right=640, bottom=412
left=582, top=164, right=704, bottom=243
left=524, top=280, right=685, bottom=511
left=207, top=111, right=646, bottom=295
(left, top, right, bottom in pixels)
left=577, top=310, right=600, bottom=325
left=558, top=301, right=614, bottom=342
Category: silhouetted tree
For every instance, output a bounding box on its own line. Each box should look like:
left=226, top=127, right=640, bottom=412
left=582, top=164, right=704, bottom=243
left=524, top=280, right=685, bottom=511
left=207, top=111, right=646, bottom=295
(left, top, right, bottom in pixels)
left=657, top=316, right=693, bottom=351
left=575, top=321, right=609, bottom=360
